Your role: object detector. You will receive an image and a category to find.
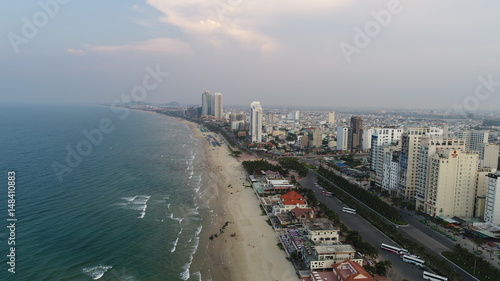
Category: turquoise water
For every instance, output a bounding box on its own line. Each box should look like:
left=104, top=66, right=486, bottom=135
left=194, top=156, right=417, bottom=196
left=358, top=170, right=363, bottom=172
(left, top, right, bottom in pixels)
left=0, top=104, right=210, bottom=281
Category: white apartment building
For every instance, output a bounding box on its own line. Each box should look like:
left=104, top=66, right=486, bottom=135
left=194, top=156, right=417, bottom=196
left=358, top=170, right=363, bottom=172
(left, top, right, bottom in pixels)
left=399, top=127, right=444, bottom=200
left=370, top=128, right=403, bottom=188
left=483, top=144, right=499, bottom=170
left=336, top=127, right=349, bottom=151
left=476, top=168, right=496, bottom=218
left=213, top=92, right=223, bottom=120
left=424, top=149, right=478, bottom=218
left=457, top=130, right=489, bottom=168
left=250, top=101, right=263, bottom=143
left=484, top=171, right=500, bottom=225
left=381, top=146, right=401, bottom=193
left=362, top=128, right=374, bottom=150
left=415, top=137, right=466, bottom=210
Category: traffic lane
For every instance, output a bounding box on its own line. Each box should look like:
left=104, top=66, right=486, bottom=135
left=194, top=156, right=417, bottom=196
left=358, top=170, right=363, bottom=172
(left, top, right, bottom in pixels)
left=319, top=193, right=423, bottom=280
left=399, top=225, right=450, bottom=254
left=307, top=184, right=422, bottom=281
left=399, top=210, right=456, bottom=250
left=302, top=173, right=476, bottom=281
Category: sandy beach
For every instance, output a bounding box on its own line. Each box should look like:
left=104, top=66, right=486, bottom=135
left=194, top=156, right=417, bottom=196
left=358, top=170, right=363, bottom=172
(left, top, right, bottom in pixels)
left=182, top=119, right=299, bottom=281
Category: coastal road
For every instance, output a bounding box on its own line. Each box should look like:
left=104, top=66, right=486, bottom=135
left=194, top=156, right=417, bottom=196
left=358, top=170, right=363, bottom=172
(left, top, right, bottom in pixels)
left=300, top=171, right=478, bottom=281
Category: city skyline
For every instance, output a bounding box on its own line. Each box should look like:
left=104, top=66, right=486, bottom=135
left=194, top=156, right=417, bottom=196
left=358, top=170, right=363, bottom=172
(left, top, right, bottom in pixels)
left=2, top=1, right=500, bottom=112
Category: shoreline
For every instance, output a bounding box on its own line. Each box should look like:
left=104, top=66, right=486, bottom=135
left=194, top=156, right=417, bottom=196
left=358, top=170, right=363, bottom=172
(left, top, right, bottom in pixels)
left=178, top=118, right=299, bottom=281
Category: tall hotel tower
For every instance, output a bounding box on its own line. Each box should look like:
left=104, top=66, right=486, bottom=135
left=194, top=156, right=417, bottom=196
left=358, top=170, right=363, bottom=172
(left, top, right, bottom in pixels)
left=201, top=91, right=223, bottom=120
left=213, top=92, right=223, bottom=120
left=201, top=91, right=212, bottom=117
left=250, top=101, right=263, bottom=143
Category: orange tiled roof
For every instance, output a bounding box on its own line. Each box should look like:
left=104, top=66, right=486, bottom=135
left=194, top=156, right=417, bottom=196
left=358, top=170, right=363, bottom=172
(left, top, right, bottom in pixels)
left=332, top=259, right=375, bottom=281
left=281, top=191, right=306, bottom=205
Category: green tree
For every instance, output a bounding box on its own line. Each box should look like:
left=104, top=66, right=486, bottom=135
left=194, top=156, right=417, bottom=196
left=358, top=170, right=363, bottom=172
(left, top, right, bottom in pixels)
left=375, top=260, right=392, bottom=276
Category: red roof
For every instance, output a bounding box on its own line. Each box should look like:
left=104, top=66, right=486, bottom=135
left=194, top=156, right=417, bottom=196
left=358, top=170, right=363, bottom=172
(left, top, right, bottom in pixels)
left=332, top=259, right=375, bottom=281
left=281, top=191, right=306, bottom=205
left=292, top=207, right=313, bottom=218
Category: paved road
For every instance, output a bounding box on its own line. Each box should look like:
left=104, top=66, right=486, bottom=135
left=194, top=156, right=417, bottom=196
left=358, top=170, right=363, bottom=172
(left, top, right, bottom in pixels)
left=300, top=171, right=478, bottom=281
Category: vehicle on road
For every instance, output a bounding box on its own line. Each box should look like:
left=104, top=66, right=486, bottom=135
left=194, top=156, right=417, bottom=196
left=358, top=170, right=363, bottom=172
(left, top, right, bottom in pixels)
left=380, top=243, right=409, bottom=255
left=423, top=271, right=448, bottom=281
left=322, top=191, right=333, bottom=196
left=342, top=207, right=356, bottom=214
left=402, top=254, right=425, bottom=267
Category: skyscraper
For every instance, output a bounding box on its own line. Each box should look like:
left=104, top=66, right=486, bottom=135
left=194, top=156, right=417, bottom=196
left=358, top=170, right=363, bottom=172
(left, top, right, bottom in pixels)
left=201, top=91, right=223, bottom=120
left=201, top=91, right=212, bottom=117
left=213, top=92, right=223, bottom=120
left=250, top=101, right=263, bottom=143
left=328, top=112, right=335, bottom=124
left=336, top=127, right=349, bottom=151
left=424, top=149, right=478, bottom=218
left=485, top=172, right=500, bottom=225
left=399, top=127, right=444, bottom=200
left=350, top=116, right=363, bottom=151
left=312, top=128, right=323, bottom=148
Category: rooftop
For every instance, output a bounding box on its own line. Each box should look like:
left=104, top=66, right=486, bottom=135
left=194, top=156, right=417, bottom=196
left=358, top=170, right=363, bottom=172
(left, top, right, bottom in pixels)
left=315, top=244, right=356, bottom=255
left=304, top=218, right=338, bottom=231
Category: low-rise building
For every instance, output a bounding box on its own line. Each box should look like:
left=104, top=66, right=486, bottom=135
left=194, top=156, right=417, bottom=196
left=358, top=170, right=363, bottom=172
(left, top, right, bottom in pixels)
left=303, top=218, right=340, bottom=245
left=309, top=244, right=361, bottom=270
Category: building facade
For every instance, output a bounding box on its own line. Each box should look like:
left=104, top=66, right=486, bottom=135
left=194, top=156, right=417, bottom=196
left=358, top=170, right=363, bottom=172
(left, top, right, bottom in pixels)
left=424, top=149, right=478, bottom=218
left=250, top=101, right=263, bottom=143
left=485, top=172, right=500, bottom=225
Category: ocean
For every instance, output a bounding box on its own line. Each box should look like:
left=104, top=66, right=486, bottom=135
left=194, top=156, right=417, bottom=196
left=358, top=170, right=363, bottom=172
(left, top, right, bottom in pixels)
left=0, top=104, right=211, bottom=281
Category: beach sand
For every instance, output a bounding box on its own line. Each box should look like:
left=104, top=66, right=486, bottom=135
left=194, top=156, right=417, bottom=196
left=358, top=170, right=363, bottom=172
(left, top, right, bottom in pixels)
left=182, top=120, right=299, bottom=281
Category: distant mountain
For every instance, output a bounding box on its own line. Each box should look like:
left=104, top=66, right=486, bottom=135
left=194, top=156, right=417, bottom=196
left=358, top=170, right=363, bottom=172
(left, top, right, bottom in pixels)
left=163, top=102, right=181, bottom=106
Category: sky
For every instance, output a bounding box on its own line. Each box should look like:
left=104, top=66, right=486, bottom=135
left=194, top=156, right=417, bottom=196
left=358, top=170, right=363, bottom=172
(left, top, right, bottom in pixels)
left=1, top=0, right=500, bottom=111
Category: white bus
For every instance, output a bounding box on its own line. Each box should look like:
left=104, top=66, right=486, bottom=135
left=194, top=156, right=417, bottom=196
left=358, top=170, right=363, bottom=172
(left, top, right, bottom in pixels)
left=322, top=191, right=333, bottom=197
left=342, top=207, right=356, bottom=214
left=402, top=254, right=425, bottom=267
left=380, top=243, right=409, bottom=255
left=423, top=271, right=448, bottom=281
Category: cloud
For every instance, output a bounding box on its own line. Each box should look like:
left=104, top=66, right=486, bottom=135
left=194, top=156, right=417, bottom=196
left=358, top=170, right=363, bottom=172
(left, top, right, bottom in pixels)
left=67, top=48, right=86, bottom=55
left=75, top=37, right=193, bottom=55
left=144, top=0, right=351, bottom=53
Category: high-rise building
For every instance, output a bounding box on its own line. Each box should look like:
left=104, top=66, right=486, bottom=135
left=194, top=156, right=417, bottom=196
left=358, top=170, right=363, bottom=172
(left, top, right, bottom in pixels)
left=362, top=128, right=374, bottom=150
left=484, top=171, right=500, bottom=224
left=213, top=92, right=223, bottom=120
left=415, top=137, right=466, bottom=210
left=250, top=101, right=263, bottom=143
left=328, top=112, right=335, bottom=124
left=483, top=144, right=499, bottom=170
left=201, top=91, right=212, bottom=117
left=201, top=91, right=223, bottom=119
left=475, top=168, right=496, bottom=218
left=287, top=110, right=300, bottom=121
left=370, top=128, right=403, bottom=188
left=336, top=127, right=349, bottom=151
left=312, top=128, right=323, bottom=148
left=398, top=127, right=444, bottom=200
left=349, top=116, right=363, bottom=151
left=381, top=146, right=401, bottom=193
left=457, top=130, right=489, bottom=168
left=424, top=149, right=478, bottom=218
left=267, top=113, right=277, bottom=125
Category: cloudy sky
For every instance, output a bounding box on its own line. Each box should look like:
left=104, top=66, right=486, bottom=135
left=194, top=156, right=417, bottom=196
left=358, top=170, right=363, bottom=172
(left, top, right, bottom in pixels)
left=1, top=0, right=500, bottom=111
